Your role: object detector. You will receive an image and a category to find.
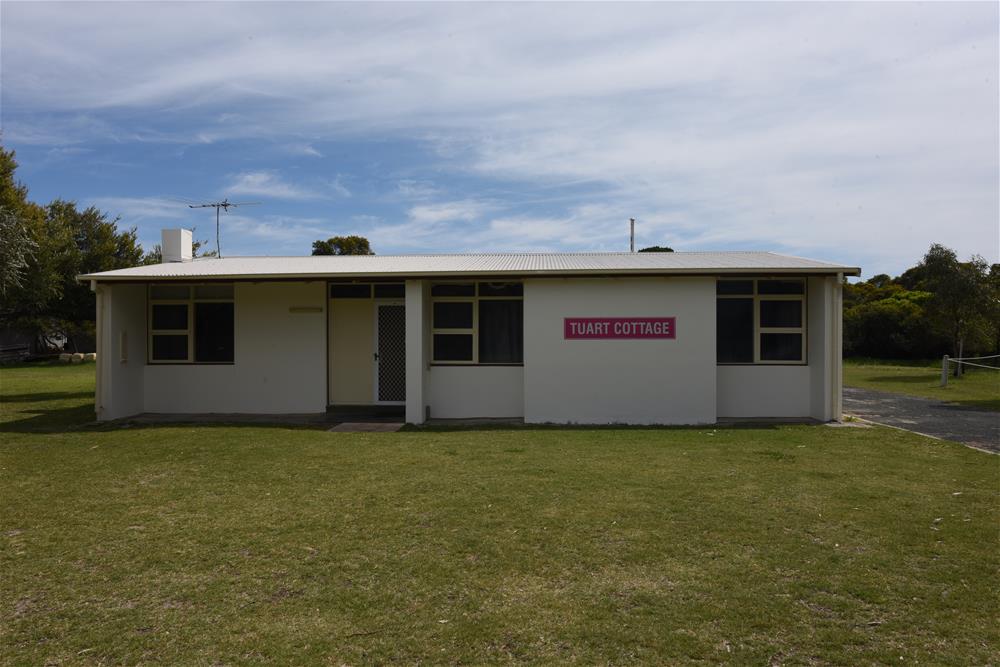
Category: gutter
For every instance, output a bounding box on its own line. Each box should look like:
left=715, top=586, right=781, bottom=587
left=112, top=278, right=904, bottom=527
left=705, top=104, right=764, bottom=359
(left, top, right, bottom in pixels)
left=77, top=267, right=863, bottom=283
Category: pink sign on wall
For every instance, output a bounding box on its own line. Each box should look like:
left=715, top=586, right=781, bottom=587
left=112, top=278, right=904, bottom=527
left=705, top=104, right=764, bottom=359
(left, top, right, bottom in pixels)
left=564, top=317, right=676, bottom=340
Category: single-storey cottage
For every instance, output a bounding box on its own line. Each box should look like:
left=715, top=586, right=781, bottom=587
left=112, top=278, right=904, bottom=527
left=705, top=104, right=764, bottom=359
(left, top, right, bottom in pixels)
left=79, top=229, right=861, bottom=425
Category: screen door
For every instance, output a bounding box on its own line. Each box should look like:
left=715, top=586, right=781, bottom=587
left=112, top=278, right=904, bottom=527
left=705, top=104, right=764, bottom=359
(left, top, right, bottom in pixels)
left=375, top=304, right=406, bottom=403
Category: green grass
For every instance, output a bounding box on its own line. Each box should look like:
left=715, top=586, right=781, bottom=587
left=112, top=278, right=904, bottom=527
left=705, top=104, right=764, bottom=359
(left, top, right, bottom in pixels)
left=2, top=364, right=998, bottom=665
left=844, top=358, right=1000, bottom=411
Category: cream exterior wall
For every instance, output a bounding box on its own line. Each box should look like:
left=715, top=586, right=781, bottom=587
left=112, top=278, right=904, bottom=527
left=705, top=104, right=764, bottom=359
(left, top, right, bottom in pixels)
left=328, top=299, right=374, bottom=404
left=96, top=283, right=147, bottom=420
left=405, top=280, right=429, bottom=424
left=142, top=282, right=327, bottom=415
left=426, top=366, right=524, bottom=419
left=716, top=366, right=813, bottom=418
left=522, top=277, right=717, bottom=425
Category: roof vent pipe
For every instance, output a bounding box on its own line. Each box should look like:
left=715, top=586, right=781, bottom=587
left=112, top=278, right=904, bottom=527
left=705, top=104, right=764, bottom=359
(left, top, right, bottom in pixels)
left=161, top=228, right=193, bottom=263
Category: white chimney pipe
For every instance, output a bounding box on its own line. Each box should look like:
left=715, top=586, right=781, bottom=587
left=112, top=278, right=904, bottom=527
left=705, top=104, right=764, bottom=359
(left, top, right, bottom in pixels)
left=161, top=228, right=193, bottom=263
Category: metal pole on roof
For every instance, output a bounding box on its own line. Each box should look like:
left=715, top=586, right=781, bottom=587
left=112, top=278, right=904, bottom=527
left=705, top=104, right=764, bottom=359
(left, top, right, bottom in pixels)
left=187, top=199, right=261, bottom=258
left=630, top=218, right=635, bottom=253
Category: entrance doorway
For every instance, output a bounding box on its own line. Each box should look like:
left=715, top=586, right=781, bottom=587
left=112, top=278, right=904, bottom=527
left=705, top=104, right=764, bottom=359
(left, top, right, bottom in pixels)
left=328, top=286, right=406, bottom=407
left=375, top=303, right=406, bottom=403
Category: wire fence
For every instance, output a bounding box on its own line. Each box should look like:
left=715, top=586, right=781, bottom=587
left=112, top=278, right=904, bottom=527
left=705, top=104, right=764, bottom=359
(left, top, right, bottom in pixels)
left=941, top=354, right=1000, bottom=386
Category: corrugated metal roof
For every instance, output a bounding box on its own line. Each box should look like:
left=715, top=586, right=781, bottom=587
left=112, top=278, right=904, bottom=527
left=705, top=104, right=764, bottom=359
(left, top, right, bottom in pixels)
left=79, top=251, right=861, bottom=281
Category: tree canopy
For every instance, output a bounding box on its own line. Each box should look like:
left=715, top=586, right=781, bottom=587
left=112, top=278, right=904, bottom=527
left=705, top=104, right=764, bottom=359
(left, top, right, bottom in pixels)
left=312, top=235, right=374, bottom=256
left=638, top=245, right=674, bottom=253
left=1, top=146, right=144, bottom=350
left=844, top=244, right=998, bottom=360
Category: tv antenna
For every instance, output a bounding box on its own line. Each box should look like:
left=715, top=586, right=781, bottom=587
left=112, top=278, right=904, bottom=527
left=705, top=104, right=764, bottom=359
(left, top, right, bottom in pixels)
left=188, top=199, right=261, bottom=258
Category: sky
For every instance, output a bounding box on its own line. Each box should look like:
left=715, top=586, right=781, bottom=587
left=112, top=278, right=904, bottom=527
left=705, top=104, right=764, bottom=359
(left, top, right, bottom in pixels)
left=1, top=1, right=997, bottom=277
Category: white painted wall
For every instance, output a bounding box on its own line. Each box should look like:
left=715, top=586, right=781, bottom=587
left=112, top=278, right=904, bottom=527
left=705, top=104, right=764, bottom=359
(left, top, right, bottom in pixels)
left=143, top=282, right=327, bottom=414
left=523, top=277, right=717, bottom=424
left=97, top=283, right=147, bottom=420
left=427, top=366, right=524, bottom=418
left=808, top=276, right=834, bottom=421
left=405, top=280, right=429, bottom=424
left=716, top=365, right=812, bottom=418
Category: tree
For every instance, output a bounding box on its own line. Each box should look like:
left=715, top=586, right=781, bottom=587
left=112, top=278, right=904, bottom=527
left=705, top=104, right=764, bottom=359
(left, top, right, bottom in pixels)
left=919, top=244, right=991, bottom=374
left=988, top=263, right=1000, bottom=355
left=638, top=245, right=674, bottom=253
left=0, top=206, right=37, bottom=298
left=312, top=235, right=373, bottom=256
left=0, top=146, right=146, bottom=352
left=0, top=148, right=44, bottom=299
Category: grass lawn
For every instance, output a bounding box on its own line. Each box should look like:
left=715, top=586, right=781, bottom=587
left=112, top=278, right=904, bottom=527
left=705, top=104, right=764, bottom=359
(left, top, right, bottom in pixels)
left=2, top=364, right=998, bottom=665
left=844, top=358, right=1000, bottom=411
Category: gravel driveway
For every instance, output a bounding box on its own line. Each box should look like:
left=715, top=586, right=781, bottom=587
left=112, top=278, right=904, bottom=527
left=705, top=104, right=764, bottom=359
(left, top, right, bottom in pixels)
left=843, top=387, right=999, bottom=453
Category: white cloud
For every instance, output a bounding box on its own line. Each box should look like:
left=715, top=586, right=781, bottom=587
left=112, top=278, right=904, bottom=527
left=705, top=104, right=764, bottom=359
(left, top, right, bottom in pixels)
left=3, top=2, right=997, bottom=273
left=396, top=180, right=439, bottom=200
left=408, top=200, right=490, bottom=225
left=88, top=196, right=194, bottom=222
left=222, top=171, right=316, bottom=200
left=287, top=143, right=323, bottom=157
left=329, top=175, right=351, bottom=198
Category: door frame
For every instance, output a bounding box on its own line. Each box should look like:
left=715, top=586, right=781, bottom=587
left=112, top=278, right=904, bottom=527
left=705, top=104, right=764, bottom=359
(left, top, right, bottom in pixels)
left=372, top=300, right=406, bottom=405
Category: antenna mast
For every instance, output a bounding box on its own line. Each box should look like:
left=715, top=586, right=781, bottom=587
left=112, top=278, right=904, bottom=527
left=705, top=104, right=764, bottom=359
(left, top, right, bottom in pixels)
left=630, top=217, right=635, bottom=253
left=188, top=199, right=261, bottom=258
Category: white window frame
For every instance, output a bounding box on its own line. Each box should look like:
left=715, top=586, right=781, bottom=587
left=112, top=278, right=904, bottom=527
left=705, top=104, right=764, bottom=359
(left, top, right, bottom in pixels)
left=430, top=282, right=523, bottom=365
left=717, top=278, right=807, bottom=365
left=148, top=284, right=235, bottom=364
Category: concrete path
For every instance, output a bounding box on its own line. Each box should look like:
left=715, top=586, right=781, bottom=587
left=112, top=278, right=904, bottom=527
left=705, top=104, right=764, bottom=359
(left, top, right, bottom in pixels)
left=843, top=387, right=999, bottom=453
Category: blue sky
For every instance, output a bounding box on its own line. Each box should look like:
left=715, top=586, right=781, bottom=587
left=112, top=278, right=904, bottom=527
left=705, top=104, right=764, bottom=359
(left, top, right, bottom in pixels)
left=2, top=2, right=997, bottom=276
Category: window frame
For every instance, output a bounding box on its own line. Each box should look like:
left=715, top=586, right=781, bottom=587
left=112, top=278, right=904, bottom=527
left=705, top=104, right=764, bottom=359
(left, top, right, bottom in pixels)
left=430, top=282, right=523, bottom=366
left=148, top=284, right=236, bottom=365
left=716, top=278, right=807, bottom=366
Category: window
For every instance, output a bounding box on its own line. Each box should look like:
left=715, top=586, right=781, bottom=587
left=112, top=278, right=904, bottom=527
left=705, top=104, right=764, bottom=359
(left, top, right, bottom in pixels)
left=149, top=284, right=234, bottom=363
left=431, top=282, right=523, bottom=364
left=329, top=283, right=405, bottom=299
left=717, top=279, right=806, bottom=364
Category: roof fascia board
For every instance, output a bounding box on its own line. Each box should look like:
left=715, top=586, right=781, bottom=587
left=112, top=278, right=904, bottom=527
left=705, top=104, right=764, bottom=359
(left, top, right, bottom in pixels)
left=79, top=267, right=861, bottom=284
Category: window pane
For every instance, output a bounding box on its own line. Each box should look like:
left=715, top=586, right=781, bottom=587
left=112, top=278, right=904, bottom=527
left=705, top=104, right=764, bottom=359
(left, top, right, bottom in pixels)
left=478, top=282, right=523, bottom=297
left=373, top=283, right=405, bottom=298
left=760, top=300, right=802, bottom=328
left=433, top=334, right=473, bottom=361
left=150, top=285, right=190, bottom=300
left=758, top=280, right=804, bottom=295
left=717, top=280, right=753, bottom=295
left=479, top=300, right=523, bottom=363
left=717, top=298, right=753, bottom=363
left=761, top=333, right=803, bottom=361
left=194, top=284, right=234, bottom=300
left=431, top=283, right=475, bottom=297
left=330, top=284, right=371, bottom=298
left=194, top=303, right=235, bottom=362
left=152, top=335, right=188, bottom=361
left=433, top=302, right=473, bottom=329
left=152, top=304, right=188, bottom=330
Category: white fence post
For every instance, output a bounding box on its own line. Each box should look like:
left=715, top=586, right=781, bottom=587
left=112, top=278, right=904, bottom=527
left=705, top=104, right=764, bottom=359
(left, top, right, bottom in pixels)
left=941, top=355, right=949, bottom=387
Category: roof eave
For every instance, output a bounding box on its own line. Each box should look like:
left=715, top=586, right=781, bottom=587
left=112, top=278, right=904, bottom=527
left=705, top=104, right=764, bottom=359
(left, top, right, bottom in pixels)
left=78, top=266, right=861, bottom=282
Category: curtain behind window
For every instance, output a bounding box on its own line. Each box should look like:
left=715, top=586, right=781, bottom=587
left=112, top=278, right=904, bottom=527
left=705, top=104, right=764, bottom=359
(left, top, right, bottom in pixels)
left=479, top=300, right=523, bottom=363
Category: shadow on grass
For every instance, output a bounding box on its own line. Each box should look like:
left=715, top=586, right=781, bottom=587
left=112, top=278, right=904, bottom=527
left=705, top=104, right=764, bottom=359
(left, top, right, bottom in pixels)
left=404, top=422, right=786, bottom=433
left=0, top=404, right=98, bottom=434
left=1, top=391, right=94, bottom=403
left=861, top=374, right=938, bottom=385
